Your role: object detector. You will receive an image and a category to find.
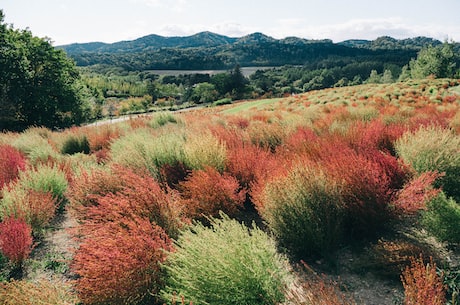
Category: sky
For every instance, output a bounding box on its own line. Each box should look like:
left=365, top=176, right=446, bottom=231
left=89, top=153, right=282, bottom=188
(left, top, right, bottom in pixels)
left=2, top=0, right=460, bottom=46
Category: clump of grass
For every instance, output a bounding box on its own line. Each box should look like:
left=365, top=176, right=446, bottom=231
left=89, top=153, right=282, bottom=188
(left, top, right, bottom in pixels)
left=11, top=128, right=59, bottom=164
left=0, top=279, right=79, bottom=305
left=161, top=213, right=290, bottom=305
left=256, top=161, right=345, bottom=258
left=110, top=128, right=187, bottom=180
left=183, top=130, right=227, bottom=172
left=395, top=125, right=460, bottom=201
left=148, top=112, right=180, bottom=129
left=422, top=192, right=460, bottom=243
left=60, top=133, right=90, bottom=155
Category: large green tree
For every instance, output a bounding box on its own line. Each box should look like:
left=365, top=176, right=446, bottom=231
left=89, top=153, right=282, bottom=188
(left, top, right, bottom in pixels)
left=409, top=42, right=458, bottom=79
left=0, top=10, right=91, bottom=131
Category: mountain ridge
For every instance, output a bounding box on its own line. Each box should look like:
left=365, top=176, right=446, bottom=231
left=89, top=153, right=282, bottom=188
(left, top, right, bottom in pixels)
left=58, top=31, right=442, bottom=54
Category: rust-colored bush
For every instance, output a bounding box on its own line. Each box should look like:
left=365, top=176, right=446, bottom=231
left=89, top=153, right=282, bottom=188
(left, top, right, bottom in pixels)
left=79, top=167, right=185, bottom=238
left=0, top=145, right=26, bottom=189
left=179, top=167, right=245, bottom=219
left=393, top=171, right=442, bottom=214
left=73, top=217, right=173, bottom=305
left=401, top=255, right=446, bottom=305
left=0, top=217, right=33, bottom=266
left=0, top=188, right=57, bottom=234
left=0, top=279, right=79, bottom=305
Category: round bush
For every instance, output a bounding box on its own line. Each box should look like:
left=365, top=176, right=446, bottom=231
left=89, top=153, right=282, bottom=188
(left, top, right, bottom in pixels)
left=395, top=125, right=460, bottom=201
left=161, top=214, right=290, bottom=305
left=257, top=162, right=345, bottom=258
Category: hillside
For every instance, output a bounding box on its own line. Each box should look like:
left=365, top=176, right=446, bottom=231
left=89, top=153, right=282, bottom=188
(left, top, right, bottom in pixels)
left=58, top=32, right=448, bottom=70
left=1, top=79, right=459, bottom=304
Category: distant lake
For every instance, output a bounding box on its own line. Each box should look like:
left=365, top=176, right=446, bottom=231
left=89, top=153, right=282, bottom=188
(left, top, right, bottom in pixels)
left=147, top=67, right=275, bottom=77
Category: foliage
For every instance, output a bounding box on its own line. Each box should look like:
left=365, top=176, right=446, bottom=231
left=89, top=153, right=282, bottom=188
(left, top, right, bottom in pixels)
left=0, top=11, right=91, bottom=130
left=0, top=279, right=79, bottom=305
left=161, top=214, right=290, bottom=305
left=110, top=128, right=187, bottom=181
left=15, top=164, right=68, bottom=203
left=395, top=125, right=460, bottom=201
left=0, top=188, right=57, bottom=234
left=60, top=132, right=90, bottom=155
left=178, top=167, right=245, bottom=219
left=401, top=255, right=446, bottom=305
left=422, top=192, right=460, bottom=243
left=392, top=171, right=441, bottom=214
left=409, top=42, right=458, bottom=79
left=0, top=217, right=33, bottom=266
left=255, top=161, right=345, bottom=258
left=11, top=127, right=59, bottom=165
left=72, top=217, right=172, bottom=305
left=0, top=145, right=26, bottom=189
left=183, top=130, right=227, bottom=172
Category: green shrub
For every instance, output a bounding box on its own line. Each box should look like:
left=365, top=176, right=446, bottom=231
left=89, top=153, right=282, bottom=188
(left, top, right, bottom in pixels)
left=15, top=164, right=68, bottom=203
left=110, top=128, right=187, bottom=180
left=161, top=214, right=290, bottom=305
left=395, top=125, right=460, bottom=201
left=212, top=98, right=232, bottom=107
left=148, top=112, right=180, bottom=129
left=60, top=134, right=90, bottom=155
left=422, top=192, right=460, bottom=243
left=12, top=128, right=58, bottom=164
left=257, top=162, right=345, bottom=258
left=183, top=131, right=226, bottom=172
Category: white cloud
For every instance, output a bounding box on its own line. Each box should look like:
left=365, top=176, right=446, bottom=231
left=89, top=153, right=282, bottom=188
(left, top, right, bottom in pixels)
left=271, top=18, right=460, bottom=42
left=132, top=0, right=188, bottom=12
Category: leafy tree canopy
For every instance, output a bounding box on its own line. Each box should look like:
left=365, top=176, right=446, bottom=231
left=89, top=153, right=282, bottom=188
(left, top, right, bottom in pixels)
left=0, top=10, right=91, bottom=131
left=409, top=42, right=458, bottom=79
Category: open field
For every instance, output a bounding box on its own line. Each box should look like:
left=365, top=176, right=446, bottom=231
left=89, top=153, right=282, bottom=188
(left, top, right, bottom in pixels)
left=0, top=78, right=459, bottom=305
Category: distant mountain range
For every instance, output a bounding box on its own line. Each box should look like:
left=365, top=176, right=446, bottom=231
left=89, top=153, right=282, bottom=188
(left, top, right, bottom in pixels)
left=58, top=32, right=448, bottom=71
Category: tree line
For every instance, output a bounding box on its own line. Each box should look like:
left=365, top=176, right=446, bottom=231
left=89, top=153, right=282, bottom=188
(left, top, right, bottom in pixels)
left=1, top=9, right=459, bottom=131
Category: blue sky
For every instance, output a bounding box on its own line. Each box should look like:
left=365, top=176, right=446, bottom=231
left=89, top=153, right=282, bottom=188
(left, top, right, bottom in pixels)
left=2, top=0, right=460, bottom=45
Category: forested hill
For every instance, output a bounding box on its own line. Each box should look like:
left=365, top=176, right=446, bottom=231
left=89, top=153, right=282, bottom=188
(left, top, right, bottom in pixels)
left=58, top=32, right=446, bottom=71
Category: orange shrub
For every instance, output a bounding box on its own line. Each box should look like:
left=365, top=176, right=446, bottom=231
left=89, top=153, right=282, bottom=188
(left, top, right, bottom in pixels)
left=0, top=188, right=57, bottom=234
left=393, top=171, right=442, bottom=214
left=0, top=279, right=79, bottom=305
left=401, top=256, right=446, bottom=305
left=73, top=217, right=173, bottom=305
left=0, top=145, right=26, bottom=189
left=179, top=167, right=245, bottom=219
left=79, top=168, right=185, bottom=238
left=0, top=217, right=33, bottom=266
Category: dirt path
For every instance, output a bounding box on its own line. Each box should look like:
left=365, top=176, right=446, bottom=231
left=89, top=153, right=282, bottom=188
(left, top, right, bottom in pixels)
left=23, top=209, right=79, bottom=284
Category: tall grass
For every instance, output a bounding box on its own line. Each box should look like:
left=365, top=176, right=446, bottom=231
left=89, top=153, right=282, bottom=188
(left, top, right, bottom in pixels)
left=161, top=214, right=290, bottom=305
left=183, top=130, right=227, bottom=172
left=110, top=128, right=187, bottom=181
left=11, top=127, right=59, bottom=164
left=0, top=279, right=79, bottom=305
left=255, top=161, right=345, bottom=258
left=395, top=125, right=460, bottom=201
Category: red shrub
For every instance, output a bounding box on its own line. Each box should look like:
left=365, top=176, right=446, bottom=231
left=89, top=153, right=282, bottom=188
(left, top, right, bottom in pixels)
left=226, top=142, right=277, bottom=190
left=401, top=255, right=446, bottom=305
left=346, top=120, right=407, bottom=155
left=321, top=144, right=407, bottom=236
left=79, top=168, right=185, bottom=238
left=0, top=145, right=26, bottom=189
left=73, top=217, right=173, bottom=305
left=0, top=217, right=33, bottom=266
left=67, top=166, right=127, bottom=219
left=393, top=172, right=442, bottom=214
left=179, top=167, right=246, bottom=219
left=2, top=189, right=57, bottom=233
